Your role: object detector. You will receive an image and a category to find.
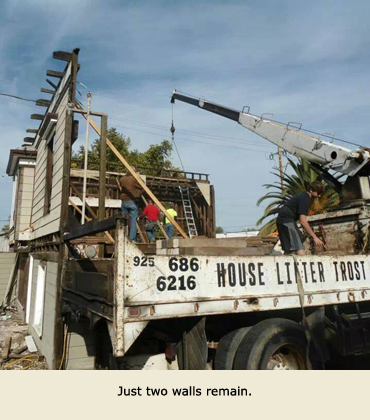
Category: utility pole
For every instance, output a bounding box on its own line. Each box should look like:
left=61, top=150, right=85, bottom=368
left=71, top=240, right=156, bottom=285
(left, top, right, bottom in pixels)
left=81, top=91, right=92, bottom=224
left=278, top=146, right=284, bottom=190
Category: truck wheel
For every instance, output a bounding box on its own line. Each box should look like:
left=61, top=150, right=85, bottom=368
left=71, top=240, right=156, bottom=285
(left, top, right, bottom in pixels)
left=233, top=319, right=309, bottom=370
left=214, top=327, right=251, bottom=370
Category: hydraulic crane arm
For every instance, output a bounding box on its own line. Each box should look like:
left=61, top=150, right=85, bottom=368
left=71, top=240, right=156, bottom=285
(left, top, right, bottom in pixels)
left=171, top=90, right=370, bottom=177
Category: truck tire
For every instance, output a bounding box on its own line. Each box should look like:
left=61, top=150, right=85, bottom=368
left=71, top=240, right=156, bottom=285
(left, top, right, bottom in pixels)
left=214, top=327, right=251, bottom=370
left=233, top=319, right=309, bottom=370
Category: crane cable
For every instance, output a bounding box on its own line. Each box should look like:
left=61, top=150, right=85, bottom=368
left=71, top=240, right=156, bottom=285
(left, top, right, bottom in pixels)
left=170, top=103, right=186, bottom=172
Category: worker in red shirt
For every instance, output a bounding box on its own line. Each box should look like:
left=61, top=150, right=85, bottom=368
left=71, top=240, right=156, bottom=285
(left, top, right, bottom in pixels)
left=140, top=199, right=161, bottom=243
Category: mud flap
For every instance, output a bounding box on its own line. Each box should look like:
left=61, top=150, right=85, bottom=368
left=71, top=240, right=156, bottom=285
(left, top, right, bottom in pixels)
left=307, top=306, right=330, bottom=366
left=177, top=317, right=208, bottom=370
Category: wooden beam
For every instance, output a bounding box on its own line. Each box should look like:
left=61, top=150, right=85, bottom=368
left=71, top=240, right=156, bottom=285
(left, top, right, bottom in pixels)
left=31, top=114, right=44, bottom=120
left=53, top=51, right=73, bottom=62
left=1, top=337, right=12, bottom=361
left=70, top=183, right=98, bottom=220
left=24, top=137, right=35, bottom=143
left=47, top=69, right=64, bottom=78
left=64, top=216, right=122, bottom=241
left=70, top=49, right=79, bottom=104
left=36, top=99, right=51, bottom=107
left=46, top=78, right=58, bottom=90
left=99, top=115, right=108, bottom=257
left=41, top=88, right=55, bottom=94
left=68, top=199, right=114, bottom=243
left=99, top=115, right=107, bottom=222
left=75, top=103, right=188, bottom=239
left=26, top=129, right=38, bottom=134
left=136, top=222, right=147, bottom=244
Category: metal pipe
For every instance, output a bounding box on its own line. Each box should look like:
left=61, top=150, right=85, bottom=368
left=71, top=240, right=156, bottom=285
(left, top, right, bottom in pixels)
left=81, top=92, right=92, bottom=224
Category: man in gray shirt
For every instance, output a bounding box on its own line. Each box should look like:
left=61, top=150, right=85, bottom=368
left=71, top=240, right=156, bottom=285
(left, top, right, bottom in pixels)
left=277, top=181, right=325, bottom=255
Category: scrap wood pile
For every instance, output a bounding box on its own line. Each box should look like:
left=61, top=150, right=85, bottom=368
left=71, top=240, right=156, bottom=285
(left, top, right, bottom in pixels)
left=156, top=236, right=279, bottom=256
left=0, top=307, right=47, bottom=370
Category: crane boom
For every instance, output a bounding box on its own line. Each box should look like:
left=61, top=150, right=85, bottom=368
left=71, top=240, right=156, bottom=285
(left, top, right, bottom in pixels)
left=171, top=90, right=370, bottom=177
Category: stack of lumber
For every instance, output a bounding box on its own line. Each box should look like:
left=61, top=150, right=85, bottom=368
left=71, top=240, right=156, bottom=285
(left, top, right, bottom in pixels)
left=156, top=237, right=278, bottom=256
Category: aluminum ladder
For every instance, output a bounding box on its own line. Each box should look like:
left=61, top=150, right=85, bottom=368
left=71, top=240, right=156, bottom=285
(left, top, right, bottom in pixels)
left=179, top=186, right=198, bottom=238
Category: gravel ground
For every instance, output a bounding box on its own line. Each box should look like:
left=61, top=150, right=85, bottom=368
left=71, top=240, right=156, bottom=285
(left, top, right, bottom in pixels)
left=0, top=306, right=48, bottom=370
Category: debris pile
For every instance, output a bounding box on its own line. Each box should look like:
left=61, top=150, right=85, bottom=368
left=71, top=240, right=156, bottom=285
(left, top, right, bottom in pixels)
left=0, top=306, right=47, bottom=370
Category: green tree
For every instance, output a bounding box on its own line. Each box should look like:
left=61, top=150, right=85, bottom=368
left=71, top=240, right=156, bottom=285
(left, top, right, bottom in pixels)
left=71, top=127, right=176, bottom=174
left=215, top=226, right=224, bottom=234
left=1, top=222, right=10, bottom=239
left=256, top=158, right=340, bottom=236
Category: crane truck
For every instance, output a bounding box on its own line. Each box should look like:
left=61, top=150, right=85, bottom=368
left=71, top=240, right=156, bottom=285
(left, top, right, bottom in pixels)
left=63, top=92, right=370, bottom=370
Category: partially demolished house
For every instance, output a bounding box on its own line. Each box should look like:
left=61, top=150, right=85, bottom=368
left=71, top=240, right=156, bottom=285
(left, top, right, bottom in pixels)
left=5, top=49, right=216, bottom=369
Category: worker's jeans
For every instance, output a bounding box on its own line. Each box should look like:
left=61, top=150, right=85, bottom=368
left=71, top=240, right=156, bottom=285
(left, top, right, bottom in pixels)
left=165, top=223, right=175, bottom=239
left=145, top=221, right=157, bottom=243
left=121, top=201, right=139, bottom=241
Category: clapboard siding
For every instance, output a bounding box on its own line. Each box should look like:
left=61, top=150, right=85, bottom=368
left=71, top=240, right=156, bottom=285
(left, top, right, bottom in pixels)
left=0, top=253, right=16, bottom=304
left=65, top=319, right=95, bottom=370
left=15, top=166, right=35, bottom=239
left=28, top=259, right=58, bottom=369
left=30, top=86, right=69, bottom=239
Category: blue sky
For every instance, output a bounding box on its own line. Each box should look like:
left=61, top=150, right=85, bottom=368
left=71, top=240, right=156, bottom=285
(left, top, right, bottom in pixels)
left=1, top=0, right=370, bottom=231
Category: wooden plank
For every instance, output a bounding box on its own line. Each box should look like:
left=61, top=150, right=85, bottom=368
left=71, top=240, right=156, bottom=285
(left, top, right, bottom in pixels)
left=46, top=69, right=64, bottom=78
left=59, top=110, right=73, bottom=235
left=1, top=337, right=12, bottom=360
left=190, top=196, right=213, bottom=235
left=52, top=51, right=73, bottom=62
left=159, top=247, right=266, bottom=256
left=136, top=222, right=147, bottom=244
left=74, top=103, right=188, bottom=239
left=99, top=116, right=107, bottom=222
left=36, top=99, right=52, bottom=107
left=64, top=216, right=121, bottom=241
left=26, top=128, right=38, bottom=134
left=70, top=183, right=97, bottom=220
left=68, top=199, right=114, bottom=243
left=24, top=137, right=35, bottom=143
left=41, top=88, right=55, bottom=94
left=46, top=78, right=58, bottom=90
left=31, top=114, right=44, bottom=120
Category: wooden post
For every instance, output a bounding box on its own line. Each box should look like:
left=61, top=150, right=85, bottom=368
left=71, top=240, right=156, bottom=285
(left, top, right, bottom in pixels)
left=98, top=115, right=108, bottom=257
left=99, top=115, right=107, bottom=221
left=75, top=103, right=188, bottom=239
left=210, top=185, right=216, bottom=238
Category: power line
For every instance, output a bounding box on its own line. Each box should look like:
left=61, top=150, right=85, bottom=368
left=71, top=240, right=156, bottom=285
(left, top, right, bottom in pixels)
left=108, top=123, right=273, bottom=154
left=0, top=92, right=36, bottom=103
left=109, top=115, right=275, bottom=150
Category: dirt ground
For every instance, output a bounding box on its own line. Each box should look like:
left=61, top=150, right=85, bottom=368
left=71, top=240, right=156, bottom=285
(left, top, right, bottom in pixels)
left=0, top=306, right=48, bottom=370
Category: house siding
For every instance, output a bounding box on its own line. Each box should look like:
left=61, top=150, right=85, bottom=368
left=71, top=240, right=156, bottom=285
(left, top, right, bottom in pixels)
left=30, top=68, right=70, bottom=240
left=65, top=320, right=96, bottom=370
left=16, top=166, right=35, bottom=236
left=28, top=259, right=58, bottom=369
left=0, top=253, right=16, bottom=303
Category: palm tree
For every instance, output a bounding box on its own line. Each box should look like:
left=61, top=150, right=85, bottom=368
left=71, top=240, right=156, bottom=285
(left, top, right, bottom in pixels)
left=256, top=158, right=340, bottom=235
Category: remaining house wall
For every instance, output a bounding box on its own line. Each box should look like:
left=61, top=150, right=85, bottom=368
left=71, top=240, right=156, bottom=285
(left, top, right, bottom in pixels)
left=15, top=166, right=35, bottom=236
left=31, top=60, right=71, bottom=240
left=31, top=95, right=68, bottom=239
left=0, top=253, right=16, bottom=303
left=0, top=235, right=9, bottom=252
left=28, top=258, right=58, bottom=369
left=65, top=319, right=95, bottom=370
